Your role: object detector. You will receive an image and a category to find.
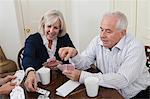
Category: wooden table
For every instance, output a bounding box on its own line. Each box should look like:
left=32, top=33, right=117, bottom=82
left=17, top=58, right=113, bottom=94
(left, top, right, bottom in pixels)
left=24, top=70, right=124, bottom=99
left=1, top=69, right=124, bottom=99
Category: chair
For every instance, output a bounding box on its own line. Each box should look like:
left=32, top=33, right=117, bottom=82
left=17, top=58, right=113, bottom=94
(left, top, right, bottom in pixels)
left=17, top=47, right=24, bottom=70
left=145, top=46, right=150, bottom=72
left=0, top=46, right=17, bottom=73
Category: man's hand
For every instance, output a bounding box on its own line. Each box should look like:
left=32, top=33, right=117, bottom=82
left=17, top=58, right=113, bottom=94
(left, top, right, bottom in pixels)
left=59, top=47, right=78, bottom=61
left=0, top=82, right=16, bottom=95
left=62, top=69, right=81, bottom=81
left=24, top=71, right=37, bottom=92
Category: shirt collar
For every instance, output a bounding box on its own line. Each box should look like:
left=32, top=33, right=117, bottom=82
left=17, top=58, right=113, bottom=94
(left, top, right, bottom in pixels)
left=40, top=34, right=57, bottom=45
left=114, top=35, right=126, bottom=50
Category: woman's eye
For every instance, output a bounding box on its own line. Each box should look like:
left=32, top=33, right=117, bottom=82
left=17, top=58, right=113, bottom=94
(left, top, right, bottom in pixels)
left=54, top=27, right=58, bottom=29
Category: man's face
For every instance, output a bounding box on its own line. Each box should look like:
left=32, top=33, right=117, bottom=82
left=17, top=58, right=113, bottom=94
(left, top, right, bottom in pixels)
left=100, top=16, right=125, bottom=48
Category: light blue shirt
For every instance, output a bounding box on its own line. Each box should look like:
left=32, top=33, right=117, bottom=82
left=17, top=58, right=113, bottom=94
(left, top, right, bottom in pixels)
left=71, top=33, right=150, bottom=99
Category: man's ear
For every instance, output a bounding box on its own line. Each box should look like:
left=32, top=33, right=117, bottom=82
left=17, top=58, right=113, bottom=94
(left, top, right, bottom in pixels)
left=122, top=29, right=126, bottom=36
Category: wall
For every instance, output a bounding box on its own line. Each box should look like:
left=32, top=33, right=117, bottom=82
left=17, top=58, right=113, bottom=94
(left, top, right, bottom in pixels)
left=0, top=0, right=22, bottom=63
left=1, top=0, right=149, bottom=63
left=67, top=0, right=112, bottom=52
left=112, top=0, right=150, bottom=46
left=16, top=0, right=112, bottom=53
left=136, top=0, right=150, bottom=45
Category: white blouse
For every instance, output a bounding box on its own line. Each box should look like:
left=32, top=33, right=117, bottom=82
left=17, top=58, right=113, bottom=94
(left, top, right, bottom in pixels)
left=42, top=35, right=57, bottom=58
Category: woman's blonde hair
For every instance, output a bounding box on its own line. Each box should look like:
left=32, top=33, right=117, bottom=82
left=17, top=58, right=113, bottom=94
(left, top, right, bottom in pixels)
left=38, top=10, right=66, bottom=37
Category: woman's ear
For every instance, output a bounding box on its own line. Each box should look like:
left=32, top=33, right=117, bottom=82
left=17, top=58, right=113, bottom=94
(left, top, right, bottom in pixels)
left=59, top=29, right=62, bottom=33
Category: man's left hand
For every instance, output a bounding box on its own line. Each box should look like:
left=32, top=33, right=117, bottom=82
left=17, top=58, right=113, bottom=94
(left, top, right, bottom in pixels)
left=63, top=69, right=81, bottom=81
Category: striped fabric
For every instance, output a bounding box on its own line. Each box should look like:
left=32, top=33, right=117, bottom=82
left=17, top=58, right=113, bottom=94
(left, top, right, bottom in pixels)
left=72, top=33, right=150, bottom=99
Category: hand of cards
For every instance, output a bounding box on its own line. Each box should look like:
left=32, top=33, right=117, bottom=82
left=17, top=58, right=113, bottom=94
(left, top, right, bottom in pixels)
left=42, top=56, right=75, bottom=72
left=57, top=64, right=75, bottom=72
left=42, top=56, right=62, bottom=68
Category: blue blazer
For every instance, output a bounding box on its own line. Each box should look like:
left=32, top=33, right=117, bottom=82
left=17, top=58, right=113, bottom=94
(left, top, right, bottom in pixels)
left=22, top=33, right=75, bottom=70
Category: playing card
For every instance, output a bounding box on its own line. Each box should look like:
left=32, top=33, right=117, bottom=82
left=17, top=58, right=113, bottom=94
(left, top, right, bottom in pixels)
left=57, top=64, right=75, bottom=71
left=57, top=64, right=67, bottom=71
left=66, top=64, right=75, bottom=71
left=36, top=87, right=50, bottom=97
left=42, top=56, right=62, bottom=67
left=47, top=56, right=56, bottom=62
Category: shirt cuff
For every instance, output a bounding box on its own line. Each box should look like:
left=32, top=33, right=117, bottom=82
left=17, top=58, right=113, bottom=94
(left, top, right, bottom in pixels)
left=79, top=71, right=103, bottom=84
left=70, top=54, right=81, bottom=66
left=71, top=54, right=80, bottom=61
left=79, top=71, right=93, bottom=83
left=25, top=67, right=35, bottom=75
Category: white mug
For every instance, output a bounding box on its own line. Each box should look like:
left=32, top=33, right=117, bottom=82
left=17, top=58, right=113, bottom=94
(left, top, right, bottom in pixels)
left=84, top=76, right=99, bottom=97
left=37, top=67, right=50, bottom=85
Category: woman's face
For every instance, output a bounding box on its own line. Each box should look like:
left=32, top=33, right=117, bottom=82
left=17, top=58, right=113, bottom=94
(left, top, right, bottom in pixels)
left=44, top=19, right=61, bottom=40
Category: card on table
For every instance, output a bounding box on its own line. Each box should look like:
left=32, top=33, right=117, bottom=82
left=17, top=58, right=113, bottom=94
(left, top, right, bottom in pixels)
left=36, top=87, right=50, bottom=97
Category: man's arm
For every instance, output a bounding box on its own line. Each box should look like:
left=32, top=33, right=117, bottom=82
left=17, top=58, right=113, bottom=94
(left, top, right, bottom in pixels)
left=79, top=43, right=147, bottom=89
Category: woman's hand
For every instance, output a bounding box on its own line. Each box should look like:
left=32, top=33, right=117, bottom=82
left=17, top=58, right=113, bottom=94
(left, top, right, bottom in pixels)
left=44, top=57, right=61, bottom=69
left=24, top=71, right=37, bottom=92
left=0, top=82, right=16, bottom=95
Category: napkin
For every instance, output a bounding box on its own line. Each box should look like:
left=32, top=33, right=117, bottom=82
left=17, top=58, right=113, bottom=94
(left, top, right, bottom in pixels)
left=10, top=86, right=25, bottom=99
left=56, top=80, right=80, bottom=97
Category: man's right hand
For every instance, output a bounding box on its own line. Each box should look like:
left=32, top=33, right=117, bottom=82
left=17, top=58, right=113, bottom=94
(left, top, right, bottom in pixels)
left=24, top=71, right=37, bottom=92
left=58, top=47, right=77, bottom=61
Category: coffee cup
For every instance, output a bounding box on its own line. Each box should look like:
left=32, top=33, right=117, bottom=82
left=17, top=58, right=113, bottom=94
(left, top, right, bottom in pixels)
left=84, top=76, right=99, bottom=97
left=37, top=67, right=50, bottom=85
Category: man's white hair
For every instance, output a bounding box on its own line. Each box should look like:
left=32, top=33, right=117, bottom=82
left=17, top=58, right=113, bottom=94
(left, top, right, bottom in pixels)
left=103, top=11, right=128, bottom=31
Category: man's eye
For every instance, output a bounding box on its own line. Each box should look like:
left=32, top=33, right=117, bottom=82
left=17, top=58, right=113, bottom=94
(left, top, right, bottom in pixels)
left=104, top=29, right=113, bottom=33
left=106, top=30, right=112, bottom=33
left=48, top=25, right=51, bottom=28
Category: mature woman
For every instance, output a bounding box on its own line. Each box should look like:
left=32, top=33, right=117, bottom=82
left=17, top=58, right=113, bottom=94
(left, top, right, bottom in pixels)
left=23, top=10, right=75, bottom=92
